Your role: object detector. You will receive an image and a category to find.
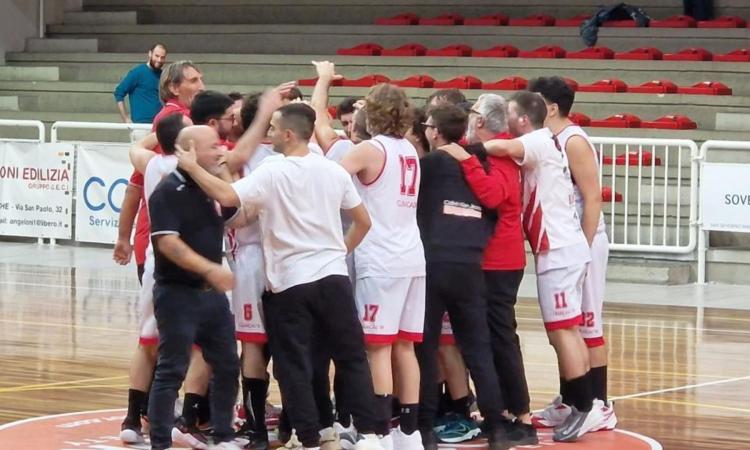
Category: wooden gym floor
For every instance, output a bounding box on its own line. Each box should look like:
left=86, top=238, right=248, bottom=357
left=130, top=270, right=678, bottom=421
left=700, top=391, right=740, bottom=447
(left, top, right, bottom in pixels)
left=0, top=243, right=749, bottom=449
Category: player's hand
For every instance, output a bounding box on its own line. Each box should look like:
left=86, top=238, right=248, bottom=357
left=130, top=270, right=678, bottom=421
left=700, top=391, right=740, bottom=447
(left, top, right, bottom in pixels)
left=438, top=143, right=471, bottom=162
left=175, top=139, right=199, bottom=171
left=204, top=264, right=234, bottom=292
left=259, top=81, right=297, bottom=116
left=312, top=60, right=343, bottom=83
left=113, top=238, right=133, bottom=265
left=353, top=99, right=366, bottom=110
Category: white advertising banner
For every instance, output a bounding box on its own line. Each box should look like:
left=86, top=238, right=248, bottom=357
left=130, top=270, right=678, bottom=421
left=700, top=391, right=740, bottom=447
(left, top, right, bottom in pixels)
left=701, top=162, right=750, bottom=232
left=0, top=142, right=73, bottom=239
left=75, top=143, right=132, bottom=244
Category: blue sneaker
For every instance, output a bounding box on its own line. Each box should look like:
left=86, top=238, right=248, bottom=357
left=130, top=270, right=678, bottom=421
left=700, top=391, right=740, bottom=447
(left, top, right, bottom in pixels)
left=436, top=417, right=481, bottom=443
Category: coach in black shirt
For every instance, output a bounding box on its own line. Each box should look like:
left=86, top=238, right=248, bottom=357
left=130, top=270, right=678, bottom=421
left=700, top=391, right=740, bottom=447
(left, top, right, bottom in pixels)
left=147, top=125, right=239, bottom=450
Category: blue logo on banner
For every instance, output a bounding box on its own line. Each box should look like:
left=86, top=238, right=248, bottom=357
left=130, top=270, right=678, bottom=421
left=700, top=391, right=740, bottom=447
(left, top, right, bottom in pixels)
left=83, top=177, right=128, bottom=213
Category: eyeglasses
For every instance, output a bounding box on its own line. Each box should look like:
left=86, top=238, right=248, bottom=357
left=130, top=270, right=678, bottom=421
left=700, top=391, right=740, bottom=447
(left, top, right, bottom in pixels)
left=217, top=116, right=235, bottom=123
left=468, top=108, right=481, bottom=116
left=421, top=123, right=437, bottom=129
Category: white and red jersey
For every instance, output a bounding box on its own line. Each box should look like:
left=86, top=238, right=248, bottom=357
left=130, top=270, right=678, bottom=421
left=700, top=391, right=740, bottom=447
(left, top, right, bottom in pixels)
left=554, top=125, right=607, bottom=235
left=353, top=134, right=425, bottom=278
left=143, top=154, right=178, bottom=261
left=325, top=137, right=355, bottom=164
left=232, top=143, right=280, bottom=248
left=515, top=128, right=587, bottom=255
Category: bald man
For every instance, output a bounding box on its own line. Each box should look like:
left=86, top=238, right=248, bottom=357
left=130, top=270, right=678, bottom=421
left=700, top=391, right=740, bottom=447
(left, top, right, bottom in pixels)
left=146, top=125, right=240, bottom=450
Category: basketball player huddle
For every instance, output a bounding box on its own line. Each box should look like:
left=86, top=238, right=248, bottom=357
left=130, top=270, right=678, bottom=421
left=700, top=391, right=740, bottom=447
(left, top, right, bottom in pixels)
left=114, top=59, right=615, bottom=450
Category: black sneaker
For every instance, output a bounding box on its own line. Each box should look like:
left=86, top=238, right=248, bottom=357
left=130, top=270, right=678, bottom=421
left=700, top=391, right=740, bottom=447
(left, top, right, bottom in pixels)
left=421, top=428, right=439, bottom=450
left=502, top=419, right=539, bottom=446
left=242, top=430, right=269, bottom=450
left=486, top=426, right=512, bottom=450
left=171, top=416, right=209, bottom=449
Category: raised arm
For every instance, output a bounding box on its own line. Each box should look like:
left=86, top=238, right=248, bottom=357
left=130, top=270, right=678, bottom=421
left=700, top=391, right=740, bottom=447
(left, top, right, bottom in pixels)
left=311, top=60, right=344, bottom=152
left=482, top=138, right=525, bottom=160
left=129, top=132, right=159, bottom=174
left=566, top=135, right=602, bottom=246
left=226, top=81, right=296, bottom=173
left=176, top=140, right=241, bottom=207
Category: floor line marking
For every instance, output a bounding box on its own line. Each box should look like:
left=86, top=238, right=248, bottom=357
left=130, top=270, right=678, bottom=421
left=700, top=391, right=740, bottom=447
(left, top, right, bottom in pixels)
left=0, top=384, right=130, bottom=393
left=624, top=397, right=750, bottom=414
left=0, top=375, right=128, bottom=393
left=0, top=318, right=134, bottom=334
left=0, top=280, right=140, bottom=294
left=611, top=374, right=750, bottom=401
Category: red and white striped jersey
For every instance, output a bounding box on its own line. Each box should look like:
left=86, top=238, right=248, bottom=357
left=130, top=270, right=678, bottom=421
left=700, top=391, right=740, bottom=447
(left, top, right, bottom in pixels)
left=353, top=134, right=425, bottom=278
left=515, top=128, right=587, bottom=254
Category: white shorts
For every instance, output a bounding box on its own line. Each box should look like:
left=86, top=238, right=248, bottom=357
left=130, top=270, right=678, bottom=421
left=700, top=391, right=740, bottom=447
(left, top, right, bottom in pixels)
left=440, top=312, right=455, bottom=345
left=580, top=233, right=609, bottom=347
left=537, top=263, right=588, bottom=331
left=137, top=255, right=158, bottom=346
left=355, top=276, right=425, bottom=344
left=232, top=245, right=267, bottom=343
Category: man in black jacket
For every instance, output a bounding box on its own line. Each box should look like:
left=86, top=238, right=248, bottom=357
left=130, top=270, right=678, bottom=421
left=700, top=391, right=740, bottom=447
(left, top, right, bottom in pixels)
left=416, top=104, right=523, bottom=450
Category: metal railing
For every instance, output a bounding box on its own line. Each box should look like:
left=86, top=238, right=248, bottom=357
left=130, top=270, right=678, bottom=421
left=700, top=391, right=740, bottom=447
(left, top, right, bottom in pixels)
left=590, top=137, right=699, bottom=254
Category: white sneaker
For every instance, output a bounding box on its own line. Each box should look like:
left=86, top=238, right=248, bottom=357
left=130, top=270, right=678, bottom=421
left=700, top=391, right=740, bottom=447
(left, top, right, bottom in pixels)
left=319, top=426, right=341, bottom=450
left=390, top=427, right=424, bottom=450
left=119, top=427, right=144, bottom=445
left=353, top=433, right=386, bottom=450
left=591, top=399, right=618, bottom=431
left=335, top=422, right=357, bottom=449
left=378, top=433, right=393, bottom=450
left=531, top=395, right=572, bottom=428
left=553, top=403, right=606, bottom=442
left=171, top=426, right=209, bottom=449
left=284, top=429, right=304, bottom=449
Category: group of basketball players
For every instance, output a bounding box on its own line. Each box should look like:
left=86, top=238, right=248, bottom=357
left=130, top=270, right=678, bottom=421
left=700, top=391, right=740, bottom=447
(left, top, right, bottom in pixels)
left=112, top=57, right=616, bottom=450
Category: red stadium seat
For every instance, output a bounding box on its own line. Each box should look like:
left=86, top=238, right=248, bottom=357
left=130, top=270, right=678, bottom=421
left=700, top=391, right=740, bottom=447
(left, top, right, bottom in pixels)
left=336, top=43, right=383, bottom=56
left=340, top=74, right=390, bottom=87
left=603, top=151, right=662, bottom=166
left=601, top=186, right=623, bottom=202
left=508, top=14, right=555, bottom=26
left=567, top=47, right=614, bottom=59
left=641, top=115, right=697, bottom=129
left=650, top=15, right=697, bottom=28
left=381, top=43, right=427, bottom=56
left=556, top=15, right=590, bottom=27
left=590, top=114, right=642, bottom=128
left=391, top=75, right=436, bottom=88
left=614, top=47, right=664, bottom=60
left=697, top=16, right=746, bottom=28
left=481, top=76, right=528, bottom=90
left=375, top=13, right=419, bottom=25
left=518, top=45, right=566, bottom=58
left=627, top=80, right=679, bottom=94
left=464, top=14, right=509, bottom=26
left=563, top=78, right=580, bottom=91
left=425, top=44, right=473, bottom=57
left=433, top=75, right=483, bottom=89
left=568, top=112, right=591, bottom=126
left=676, top=81, right=732, bottom=95
left=578, top=79, right=628, bottom=93
left=472, top=45, right=519, bottom=57
left=663, top=48, right=713, bottom=61
left=603, top=20, right=637, bottom=27
left=419, top=13, right=464, bottom=25
left=297, top=77, right=343, bottom=87
left=714, top=49, right=750, bottom=62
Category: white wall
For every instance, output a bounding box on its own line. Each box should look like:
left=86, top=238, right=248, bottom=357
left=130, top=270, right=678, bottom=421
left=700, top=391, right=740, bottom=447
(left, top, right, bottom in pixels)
left=0, top=0, right=77, bottom=64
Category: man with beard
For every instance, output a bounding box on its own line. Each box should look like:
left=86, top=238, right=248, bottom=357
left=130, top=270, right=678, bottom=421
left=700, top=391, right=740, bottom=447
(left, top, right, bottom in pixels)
left=114, top=43, right=167, bottom=124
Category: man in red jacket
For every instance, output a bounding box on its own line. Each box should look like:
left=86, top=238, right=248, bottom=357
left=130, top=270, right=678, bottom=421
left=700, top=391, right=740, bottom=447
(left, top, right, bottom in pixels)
left=441, top=93, right=536, bottom=443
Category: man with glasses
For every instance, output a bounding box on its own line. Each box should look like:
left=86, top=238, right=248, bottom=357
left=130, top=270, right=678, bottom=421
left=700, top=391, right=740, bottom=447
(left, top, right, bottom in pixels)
left=416, top=103, right=525, bottom=450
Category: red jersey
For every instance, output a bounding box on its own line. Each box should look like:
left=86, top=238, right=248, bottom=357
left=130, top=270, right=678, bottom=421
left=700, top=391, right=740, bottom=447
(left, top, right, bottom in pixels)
left=459, top=133, right=525, bottom=271
left=132, top=100, right=190, bottom=265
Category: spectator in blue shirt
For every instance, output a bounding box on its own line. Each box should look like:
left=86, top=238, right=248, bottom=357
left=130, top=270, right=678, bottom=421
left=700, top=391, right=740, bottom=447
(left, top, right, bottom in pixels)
left=114, top=43, right=167, bottom=124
